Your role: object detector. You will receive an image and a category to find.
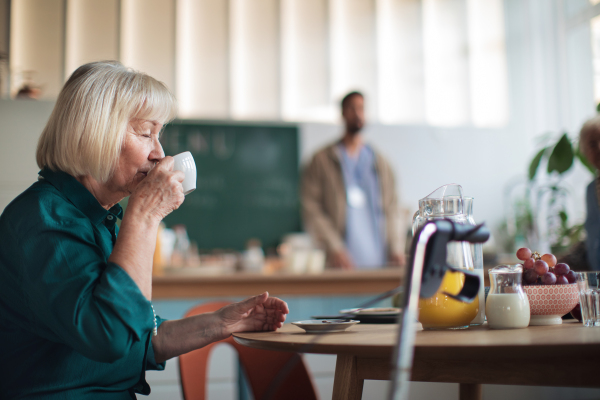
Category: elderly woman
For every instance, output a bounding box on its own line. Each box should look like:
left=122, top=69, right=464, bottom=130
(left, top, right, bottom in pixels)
left=580, top=115, right=600, bottom=271
left=0, top=61, right=289, bottom=399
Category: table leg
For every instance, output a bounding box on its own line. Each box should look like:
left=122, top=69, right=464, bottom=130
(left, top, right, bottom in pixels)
left=459, top=383, right=482, bottom=400
left=332, top=354, right=364, bottom=400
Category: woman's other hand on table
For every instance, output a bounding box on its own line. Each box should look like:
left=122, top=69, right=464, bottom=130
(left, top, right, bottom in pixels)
left=218, top=292, right=289, bottom=336
left=152, top=293, right=289, bottom=363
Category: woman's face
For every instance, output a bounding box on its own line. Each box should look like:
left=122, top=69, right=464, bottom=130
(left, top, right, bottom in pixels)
left=108, top=118, right=165, bottom=197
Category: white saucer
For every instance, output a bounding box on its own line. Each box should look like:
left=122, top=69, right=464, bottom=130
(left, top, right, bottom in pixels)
left=340, top=307, right=401, bottom=316
left=291, top=320, right=360, bottom=333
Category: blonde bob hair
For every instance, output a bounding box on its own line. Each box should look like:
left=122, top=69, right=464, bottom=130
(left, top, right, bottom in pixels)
left=36, top=61, right=177, bottom=183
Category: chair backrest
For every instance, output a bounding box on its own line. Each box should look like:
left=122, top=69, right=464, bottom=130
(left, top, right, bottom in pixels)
left=178, top=302, right=318, bottom=400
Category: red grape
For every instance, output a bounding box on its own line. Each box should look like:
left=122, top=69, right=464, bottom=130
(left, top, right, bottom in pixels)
left=516, top=247, right=532, bottom=261
left=534, top=260, right=549, bottom=275
left=524, top=258, right=535, bottom=270
left=556, top=275, right=568, bottom=285
left=541, top=272, right=556, bottom=285
left=554, top=263, right=570, bottom=276
left=541, top=253, right=557, bottom=268
left=566, top=270, right=577, bottom=284
left=523, top=269, right=538, bottom=284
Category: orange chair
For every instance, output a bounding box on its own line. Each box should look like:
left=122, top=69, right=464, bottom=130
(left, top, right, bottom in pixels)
left=178, top=302, right=319, bottom=400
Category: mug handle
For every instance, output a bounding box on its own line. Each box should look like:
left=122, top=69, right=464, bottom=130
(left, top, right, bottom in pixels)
left=442, top=265, right=480, bottom=303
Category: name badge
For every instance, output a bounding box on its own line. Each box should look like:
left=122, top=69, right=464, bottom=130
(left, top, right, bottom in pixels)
left=347, top=186, right=367, bottom=208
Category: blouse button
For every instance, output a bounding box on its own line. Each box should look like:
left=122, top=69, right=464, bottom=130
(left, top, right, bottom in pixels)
left=107, top=215, right=114, bottom=220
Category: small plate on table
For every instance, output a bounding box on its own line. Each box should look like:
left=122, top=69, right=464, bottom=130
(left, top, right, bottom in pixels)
left=291, top=320, right=360, bottom=333
left=340, top=307, right=401, bottom=316
left=337, top=307, right=400, bottom=323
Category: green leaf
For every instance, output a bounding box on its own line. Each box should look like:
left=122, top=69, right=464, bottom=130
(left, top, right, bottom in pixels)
left=547, top=133, right=574, bottom=175
left=529, top=148, right=545, bottom=180
left=559, top=210, right=568, bottom=223
left=576, top=147, right=596, bottom=175
left=596, top=102, right=600, bottom=113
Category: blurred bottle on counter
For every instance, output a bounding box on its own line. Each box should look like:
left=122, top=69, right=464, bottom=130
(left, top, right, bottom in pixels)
left=153, top=223, right=176, bottom=274
left=242, top=239, right=265, bottom=272
left=153, top=224, right=165, bottom=276
left=171, top=225, right=191, bottom=267
left=279, top=233, right=325, bottom=274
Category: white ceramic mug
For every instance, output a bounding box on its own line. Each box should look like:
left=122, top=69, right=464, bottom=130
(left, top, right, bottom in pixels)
left=172, top=151, right=196, bottom=195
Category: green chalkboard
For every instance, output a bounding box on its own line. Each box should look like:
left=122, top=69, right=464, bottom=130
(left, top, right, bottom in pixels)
left=159, top=120, right=300, bottom=251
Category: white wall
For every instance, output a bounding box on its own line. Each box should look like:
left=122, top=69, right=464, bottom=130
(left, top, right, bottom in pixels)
left=299, top=122, right=529, bottom=241
left=10, top=0, right=65, bottom=98
left=0, top=98, right=535, bottom=246
left=0, top=0, right=9, bottom=98
left=0, top=99, right=54, bottom=210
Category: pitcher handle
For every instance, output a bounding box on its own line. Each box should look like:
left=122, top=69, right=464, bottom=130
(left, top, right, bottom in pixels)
left=411, top=210, right=420, bottom=236
left=442, top=265, right=480, bottom=303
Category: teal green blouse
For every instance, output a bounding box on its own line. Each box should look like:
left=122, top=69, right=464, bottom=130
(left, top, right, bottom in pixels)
left=0, top=168, right=165, bottom=399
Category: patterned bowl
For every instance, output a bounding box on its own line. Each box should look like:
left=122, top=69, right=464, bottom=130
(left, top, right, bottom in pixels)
left=523, top=284, right=579, bottom=326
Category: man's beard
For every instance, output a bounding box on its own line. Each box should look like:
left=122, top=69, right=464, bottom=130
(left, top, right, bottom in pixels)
left=346, top=124, right=363, bottom=135
left=346, top=126, right=362, bottom=136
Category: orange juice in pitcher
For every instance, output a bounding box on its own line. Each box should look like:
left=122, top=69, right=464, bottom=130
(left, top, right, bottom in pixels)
left=418, top=270, right=479, bottom=330
left=412, top=184, right=479, bottom=330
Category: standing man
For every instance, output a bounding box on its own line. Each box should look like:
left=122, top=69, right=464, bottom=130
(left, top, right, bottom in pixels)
left=301, top=91, right=406, bottom=270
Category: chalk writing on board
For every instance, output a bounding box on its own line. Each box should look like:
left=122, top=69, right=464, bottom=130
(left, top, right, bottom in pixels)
left=213, top=130, right=235, bottom=160
left=197, top=176, right=226, bottom=191
left=160, top=121, right=300, bottom=250
left=186, top=130, right=210, bottom=154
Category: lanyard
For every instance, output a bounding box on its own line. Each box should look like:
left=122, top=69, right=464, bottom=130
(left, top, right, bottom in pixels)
left=340, top=145, right=371, bottom=209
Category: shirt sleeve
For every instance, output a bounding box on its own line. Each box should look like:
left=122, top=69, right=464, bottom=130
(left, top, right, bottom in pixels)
left=585, top=180, right=600, bottom=270
left=301, top=154, right=346, bottom=253
left=17, top=218, right=155, bottom=364
left=146, top=316, right=167, bottom=371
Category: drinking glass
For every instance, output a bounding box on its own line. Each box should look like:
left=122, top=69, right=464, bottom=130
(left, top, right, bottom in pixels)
left=464, top=197, right=485, bottom=326
left=576, top=272, right=600, bottom=327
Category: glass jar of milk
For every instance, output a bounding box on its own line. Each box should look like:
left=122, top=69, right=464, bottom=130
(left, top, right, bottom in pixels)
left=486, top=265, right=530, bottom=329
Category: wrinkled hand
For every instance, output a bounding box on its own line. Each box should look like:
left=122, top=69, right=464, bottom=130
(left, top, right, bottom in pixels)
left=129, top=157, right=185, bottom=222
left=217, top=292, right=289, bottom=336
left=330, top=250, right=355, bottom=270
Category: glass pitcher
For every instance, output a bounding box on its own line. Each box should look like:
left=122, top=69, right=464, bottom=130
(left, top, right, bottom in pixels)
left=486, top=265, right=530, bottom=329
left=464, top=197, right=486, bottom=326
left=413, top=184, right=479, bottom=330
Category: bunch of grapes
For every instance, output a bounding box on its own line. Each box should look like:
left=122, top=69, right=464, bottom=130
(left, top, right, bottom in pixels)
left=516, top=248, right=576, bottom=285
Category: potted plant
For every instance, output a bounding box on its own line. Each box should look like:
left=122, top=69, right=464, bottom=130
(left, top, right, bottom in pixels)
left=500, top=133, right=594, bottom=257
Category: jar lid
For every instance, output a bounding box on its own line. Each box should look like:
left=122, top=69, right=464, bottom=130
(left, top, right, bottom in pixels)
left=490, top=264, right=523, bottom=274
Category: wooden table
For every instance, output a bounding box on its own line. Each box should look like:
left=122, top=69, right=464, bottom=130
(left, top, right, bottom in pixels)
left=233, top=321, right=600, bottom=400
left=152, top=268, right=402, bottom=298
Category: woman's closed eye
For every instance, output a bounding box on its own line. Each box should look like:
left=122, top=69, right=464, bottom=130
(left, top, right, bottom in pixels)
left=135, top=124, right=153, bottom=138
left=130, top=119, right=163, bottom=140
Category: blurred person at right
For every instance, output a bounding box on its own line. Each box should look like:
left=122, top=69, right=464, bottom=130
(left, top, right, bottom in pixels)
left=580, top=115, right=600, bottom=270
left=301, top=91, right=406, bottom=270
